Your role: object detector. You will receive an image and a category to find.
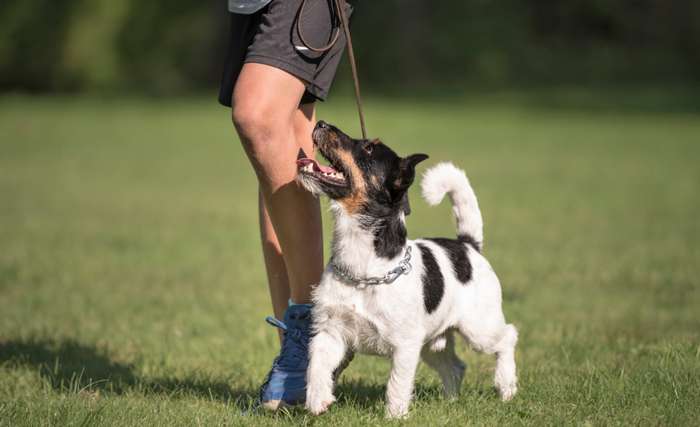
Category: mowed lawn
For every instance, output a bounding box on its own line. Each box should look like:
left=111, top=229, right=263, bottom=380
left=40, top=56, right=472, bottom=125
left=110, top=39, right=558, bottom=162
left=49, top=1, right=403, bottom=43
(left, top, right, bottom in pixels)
left=0, top=95, right=698, bottom=426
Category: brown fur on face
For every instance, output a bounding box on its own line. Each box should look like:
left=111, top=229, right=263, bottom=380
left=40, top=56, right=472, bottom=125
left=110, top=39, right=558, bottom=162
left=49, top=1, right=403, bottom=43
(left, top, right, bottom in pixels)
left=334, top=149, right=367, bottom=214
left=325, top=130, right=341, bottom=146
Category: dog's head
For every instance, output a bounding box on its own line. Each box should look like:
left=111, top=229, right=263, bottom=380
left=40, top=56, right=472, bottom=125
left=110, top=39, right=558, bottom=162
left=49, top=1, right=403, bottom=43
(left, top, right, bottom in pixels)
left=297, top=121, right=428, bottom=217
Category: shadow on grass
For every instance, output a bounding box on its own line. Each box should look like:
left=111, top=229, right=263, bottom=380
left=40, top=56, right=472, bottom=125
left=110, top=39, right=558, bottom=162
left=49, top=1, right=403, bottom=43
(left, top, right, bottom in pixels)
left=335, top=380, right=385, bottom=410
left=0, top=338, right=254, bottom=408
left=0, top=338, right=399, bottom=413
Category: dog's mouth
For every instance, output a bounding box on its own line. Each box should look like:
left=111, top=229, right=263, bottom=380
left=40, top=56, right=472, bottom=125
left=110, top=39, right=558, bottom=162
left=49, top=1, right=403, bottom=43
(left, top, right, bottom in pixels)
left=296, top=152, right=347, bottom=187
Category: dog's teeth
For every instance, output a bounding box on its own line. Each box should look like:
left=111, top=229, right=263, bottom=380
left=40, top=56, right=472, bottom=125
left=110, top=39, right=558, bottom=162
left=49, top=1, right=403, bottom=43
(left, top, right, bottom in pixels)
left=310, top=168, right=345, bottom=181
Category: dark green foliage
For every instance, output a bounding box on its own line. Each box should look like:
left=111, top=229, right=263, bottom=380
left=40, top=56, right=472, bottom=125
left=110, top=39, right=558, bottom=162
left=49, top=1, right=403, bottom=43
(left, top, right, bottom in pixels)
left=0, top=0, right=83, bottom=91
left=350, top=0, right=700, bottom=90
left=116, top=1, right=227, bottom=93
left=0, top=0, right=699, bottom=94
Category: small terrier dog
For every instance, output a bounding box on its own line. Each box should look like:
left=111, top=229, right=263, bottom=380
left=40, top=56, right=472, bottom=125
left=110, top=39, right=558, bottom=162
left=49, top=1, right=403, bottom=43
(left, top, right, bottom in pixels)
left=297, top=121, right=518, bottom=418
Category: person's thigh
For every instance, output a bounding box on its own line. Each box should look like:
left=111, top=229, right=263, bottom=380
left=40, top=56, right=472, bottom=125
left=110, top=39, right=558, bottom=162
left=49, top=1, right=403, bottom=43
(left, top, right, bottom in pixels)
left=233, top=62, right=308, bottom=124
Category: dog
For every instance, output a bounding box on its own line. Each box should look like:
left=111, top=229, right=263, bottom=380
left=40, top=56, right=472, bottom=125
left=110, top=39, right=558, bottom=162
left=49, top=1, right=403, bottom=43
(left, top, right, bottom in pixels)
left=296, top=121, right=518, bottom=418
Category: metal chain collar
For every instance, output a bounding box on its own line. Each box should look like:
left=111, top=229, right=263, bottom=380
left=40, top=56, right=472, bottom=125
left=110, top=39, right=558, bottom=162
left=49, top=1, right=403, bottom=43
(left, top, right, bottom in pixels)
left=330, top=246, right=412, bottom=289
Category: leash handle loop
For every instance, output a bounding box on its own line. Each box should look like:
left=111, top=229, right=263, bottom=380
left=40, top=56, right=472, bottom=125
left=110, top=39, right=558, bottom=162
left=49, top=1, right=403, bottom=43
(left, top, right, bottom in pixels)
left=296, top=0, right=341, bottom=53
left=297, top=0, right=368, bottom=139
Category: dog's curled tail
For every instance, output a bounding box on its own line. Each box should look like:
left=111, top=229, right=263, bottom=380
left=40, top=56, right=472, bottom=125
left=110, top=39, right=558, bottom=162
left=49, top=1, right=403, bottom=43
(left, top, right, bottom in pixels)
left=421, top=162, right=484, bottom=251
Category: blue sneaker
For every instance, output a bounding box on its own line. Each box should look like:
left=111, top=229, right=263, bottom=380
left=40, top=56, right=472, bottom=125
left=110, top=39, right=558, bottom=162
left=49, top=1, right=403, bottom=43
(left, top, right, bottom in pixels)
left=258, top=304, right=313, bottom=410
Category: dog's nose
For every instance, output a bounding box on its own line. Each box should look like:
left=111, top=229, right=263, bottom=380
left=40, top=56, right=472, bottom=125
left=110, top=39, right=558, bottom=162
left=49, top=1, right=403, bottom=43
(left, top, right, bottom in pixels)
left=316, top=120, right=329, bottom=130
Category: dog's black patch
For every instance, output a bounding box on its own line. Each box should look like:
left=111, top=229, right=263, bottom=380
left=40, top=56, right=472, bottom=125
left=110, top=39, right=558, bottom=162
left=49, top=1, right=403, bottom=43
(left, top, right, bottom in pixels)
left=457, top=233, right=481, bottom=252
left=417, top=243, right=444, bottom=314
left=359, top=200, right=408, bottom=259
left=426, top=238, right=472, bottom=284
left=371, top=217, right=407, bottom=259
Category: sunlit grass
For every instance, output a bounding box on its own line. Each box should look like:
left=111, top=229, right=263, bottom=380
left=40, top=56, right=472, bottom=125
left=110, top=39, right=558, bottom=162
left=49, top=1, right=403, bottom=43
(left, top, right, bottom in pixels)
left=1, top=95, right=699, bottom=425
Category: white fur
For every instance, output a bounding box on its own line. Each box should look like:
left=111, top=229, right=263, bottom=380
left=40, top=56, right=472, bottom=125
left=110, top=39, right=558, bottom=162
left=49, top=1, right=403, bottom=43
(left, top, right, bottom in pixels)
left=421, top=162, right=484, bottom=250
left=296, top=173, right=324, bottom=197
left=305, top=165, right=518, bottom=418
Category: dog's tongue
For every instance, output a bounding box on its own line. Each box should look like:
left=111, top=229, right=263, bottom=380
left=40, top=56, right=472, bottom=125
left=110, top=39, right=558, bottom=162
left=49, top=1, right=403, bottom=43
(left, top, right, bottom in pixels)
left=296, top=157, right=335, bottom=173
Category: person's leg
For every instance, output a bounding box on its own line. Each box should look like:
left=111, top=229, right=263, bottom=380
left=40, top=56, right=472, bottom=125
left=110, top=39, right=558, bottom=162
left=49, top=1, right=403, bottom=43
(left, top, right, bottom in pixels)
left=257, top=102, right=318, bottom=335
left=258, top=190, right=290, bottom=322
left=233, top=63, right=324, bottom=307
left=232, top=62, right=323, bottom=408
left=294, top=102, right=318, bottom=158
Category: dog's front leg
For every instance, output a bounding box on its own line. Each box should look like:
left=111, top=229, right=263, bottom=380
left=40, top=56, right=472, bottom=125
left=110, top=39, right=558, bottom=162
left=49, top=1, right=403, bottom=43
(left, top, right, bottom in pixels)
left=306, top=330, right=347, bottom=415
left=385, top=345, right=421, bottom=419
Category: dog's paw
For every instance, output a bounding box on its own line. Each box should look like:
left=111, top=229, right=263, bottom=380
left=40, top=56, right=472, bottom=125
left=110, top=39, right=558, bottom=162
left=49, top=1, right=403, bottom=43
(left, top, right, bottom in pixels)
left=498, top=383, right=517, bottom=401
left=305, top=395, right=336, bottom=415
left=385, top=403, right=410, bottom=419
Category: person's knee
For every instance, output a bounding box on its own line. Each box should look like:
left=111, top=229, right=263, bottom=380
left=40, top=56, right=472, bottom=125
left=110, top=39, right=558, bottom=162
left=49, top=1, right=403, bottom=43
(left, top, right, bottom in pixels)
left=231, top=101, right=274, bottom=148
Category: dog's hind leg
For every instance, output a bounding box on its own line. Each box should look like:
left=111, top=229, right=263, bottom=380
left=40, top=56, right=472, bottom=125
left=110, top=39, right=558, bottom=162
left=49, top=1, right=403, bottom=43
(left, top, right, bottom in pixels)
left=492, top=324, right=518, bottom=401
left=333, top=350, right=354, bottom=383
left=458, top=321, right=518, bottom=401
left=421, top=331, right=465, bottom=399
left=306, top=329, right=348, bottom=415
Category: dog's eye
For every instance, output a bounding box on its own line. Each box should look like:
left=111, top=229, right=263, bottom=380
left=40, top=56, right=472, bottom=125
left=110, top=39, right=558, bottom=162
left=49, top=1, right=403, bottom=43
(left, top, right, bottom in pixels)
left=362, top=143, right=374, bottom=155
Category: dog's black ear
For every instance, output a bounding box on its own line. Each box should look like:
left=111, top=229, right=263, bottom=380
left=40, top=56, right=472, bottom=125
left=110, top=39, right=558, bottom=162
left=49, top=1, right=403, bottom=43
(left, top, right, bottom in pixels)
left=392, top=154, right=429, bottom=192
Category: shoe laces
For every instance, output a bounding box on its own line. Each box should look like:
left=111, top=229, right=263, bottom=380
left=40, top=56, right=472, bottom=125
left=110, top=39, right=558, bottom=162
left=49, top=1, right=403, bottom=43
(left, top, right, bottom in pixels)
left=265, top=316, right=310, bottom=368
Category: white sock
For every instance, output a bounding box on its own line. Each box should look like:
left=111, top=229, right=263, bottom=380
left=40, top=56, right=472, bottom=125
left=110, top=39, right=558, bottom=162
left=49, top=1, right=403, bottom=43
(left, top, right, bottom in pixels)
left=288, top=298, right=312, bottom=308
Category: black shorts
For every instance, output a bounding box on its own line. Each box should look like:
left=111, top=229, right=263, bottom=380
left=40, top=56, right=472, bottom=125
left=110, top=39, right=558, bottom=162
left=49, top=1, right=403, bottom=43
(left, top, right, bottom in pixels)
left=218, top=0, right=354, bottom=106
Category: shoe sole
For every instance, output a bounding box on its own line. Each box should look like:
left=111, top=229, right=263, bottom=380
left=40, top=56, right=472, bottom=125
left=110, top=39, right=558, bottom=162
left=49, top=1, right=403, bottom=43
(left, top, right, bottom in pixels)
left=261, top=399, right=302, bottom=411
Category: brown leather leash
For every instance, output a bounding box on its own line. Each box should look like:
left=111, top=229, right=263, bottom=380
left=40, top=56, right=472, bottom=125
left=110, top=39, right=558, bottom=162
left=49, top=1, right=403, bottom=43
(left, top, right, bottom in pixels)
left=297, top=0, right=368, bottom=139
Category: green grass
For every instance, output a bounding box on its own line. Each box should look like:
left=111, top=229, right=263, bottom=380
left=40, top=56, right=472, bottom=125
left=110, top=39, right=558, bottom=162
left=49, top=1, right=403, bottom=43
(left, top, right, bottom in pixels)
left=1, top=94, right=699, bottom=426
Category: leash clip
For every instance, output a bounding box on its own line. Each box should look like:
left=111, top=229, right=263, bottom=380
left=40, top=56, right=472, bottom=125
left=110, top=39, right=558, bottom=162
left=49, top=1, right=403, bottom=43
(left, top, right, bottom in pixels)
left=383, top=246, right=412, bottom=284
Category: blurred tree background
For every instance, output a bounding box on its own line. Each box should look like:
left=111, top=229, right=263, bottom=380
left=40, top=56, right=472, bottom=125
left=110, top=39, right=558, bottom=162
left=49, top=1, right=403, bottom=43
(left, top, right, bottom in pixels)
left=1, top=0, right=698, bottom=95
